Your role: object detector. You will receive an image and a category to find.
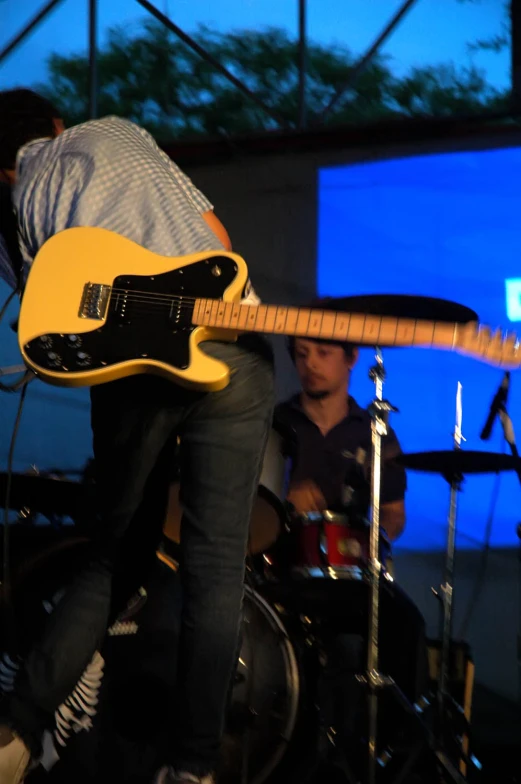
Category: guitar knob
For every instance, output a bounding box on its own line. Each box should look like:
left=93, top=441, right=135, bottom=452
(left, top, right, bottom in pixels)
left=46, top=352, right=62, bottom=368
left=76, top=351, right=92, bottom=367
left=39, top=335, right=53, bottom=348
left=66, top=334, right=82, bottom=347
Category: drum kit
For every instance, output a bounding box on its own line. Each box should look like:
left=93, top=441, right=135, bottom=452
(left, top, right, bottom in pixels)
left=1, top=293, right=521, bottom=784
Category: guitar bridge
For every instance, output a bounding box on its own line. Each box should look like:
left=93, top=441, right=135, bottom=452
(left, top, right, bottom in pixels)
left=79, top=283, right=111, bottom=320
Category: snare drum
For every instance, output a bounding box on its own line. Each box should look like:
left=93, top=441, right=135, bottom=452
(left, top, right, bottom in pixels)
left=292, top=511, right=391, bottom=580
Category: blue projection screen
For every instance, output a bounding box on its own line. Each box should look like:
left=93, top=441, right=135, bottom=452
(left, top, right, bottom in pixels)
left=318, top=148, right=521, bottom=551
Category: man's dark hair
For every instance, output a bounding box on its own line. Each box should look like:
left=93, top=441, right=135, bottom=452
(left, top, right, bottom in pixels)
left=287, top=296, right=356, bottom=362
left=0, top=89, right=62, bottom=170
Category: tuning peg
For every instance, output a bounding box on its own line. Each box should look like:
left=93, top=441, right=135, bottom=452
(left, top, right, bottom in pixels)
left=500, top=330, right=521, bottom=368
left=485, top=328, right=503, bottom=357
left=477, top=325, right=492, bottom=343
left=504, top=331, right=520, bottom=348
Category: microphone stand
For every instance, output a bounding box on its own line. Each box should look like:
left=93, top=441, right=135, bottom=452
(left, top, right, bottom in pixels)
left=437, top=384, right=463, bottom=744
left=496, top=404, right=521, bottom=735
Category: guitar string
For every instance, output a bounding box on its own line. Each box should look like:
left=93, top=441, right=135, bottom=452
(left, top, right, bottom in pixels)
left=73, top=288, right=506, bottom=347
left=106, top=299, right=423, bottom=339
left=106, top=303, right=507, bottom=355
left=103, top=291, right=443, bottom=333
left=93, top=287, right=486, bottom=329
left=107, top=296, right=333, bottom=322
left=108, top=297, right=491, bottom=341
left=108, top=288, right=346, bottom=320
left=106, top=288, right=452, bottom=328
left=107, top=288, right=444, bottom=323
left=104, top=294, right=378, bottom=332
left=88, top=287, right=492, bottom=336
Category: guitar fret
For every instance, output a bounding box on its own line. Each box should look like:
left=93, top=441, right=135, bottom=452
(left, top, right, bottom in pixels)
left=317, top=310, right=324, bottom=337
left=307, top=310, right=323, bottom=337
left=320, top=310, right=336, bottom=339
left=275, top=306, right=288, bottom=334
left=238, top=304, right=249, bottom=329
left=216, top=301, right=226, bottom=328
left=361, top=314, right=369, bottom=342
left=285, top=307, right=299, bottom=334
left=223, top=301, right=233, bottom=326
left=256, top=305, right=268, bottom=331
left=374, top=315, right=383, bottom=343
left=230, top=301, right=241, bottom=324
left=210, top=299, right=220, bottom=326
left=334, top=312, right=350, bottom=341
left=274, top=306, right=281, bottom=333
left=295, top=308, right=310, bottom=336
left=283, top=307, right=289, bottom=333
left=331, top=311, right=338, bottom=340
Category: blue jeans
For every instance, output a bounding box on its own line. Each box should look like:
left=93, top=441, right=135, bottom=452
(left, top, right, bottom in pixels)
left=6, top=336, right=275, bottom=776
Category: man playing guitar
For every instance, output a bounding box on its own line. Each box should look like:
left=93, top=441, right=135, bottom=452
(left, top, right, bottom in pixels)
left=0, top=89, right=274, bottom=784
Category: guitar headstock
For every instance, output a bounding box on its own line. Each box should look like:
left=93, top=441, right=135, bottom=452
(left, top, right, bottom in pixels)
left=455, top=322, right=521, bottom=369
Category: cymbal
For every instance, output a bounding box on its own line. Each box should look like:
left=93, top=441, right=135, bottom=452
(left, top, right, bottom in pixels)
left=395, top=450, right=521, bottom=475
left=316, top=294, right=477, bottom=324
left=0, top=472, right=92, bottom=517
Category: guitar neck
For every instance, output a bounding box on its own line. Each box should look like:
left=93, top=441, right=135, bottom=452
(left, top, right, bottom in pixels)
left=192, top=299, right=460, bottom=349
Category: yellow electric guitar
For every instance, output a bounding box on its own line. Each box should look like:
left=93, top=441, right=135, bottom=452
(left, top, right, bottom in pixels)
left=18, top=226, right=521, bottom=391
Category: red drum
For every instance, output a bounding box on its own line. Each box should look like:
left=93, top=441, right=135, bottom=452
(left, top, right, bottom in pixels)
left=292, top=511, right=391, bottom=580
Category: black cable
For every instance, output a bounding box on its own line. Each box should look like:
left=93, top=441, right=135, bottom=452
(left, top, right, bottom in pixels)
left=0, top=287, right=17, bottom=326
left=0, top=288, right=34, bottom=393
left=2, top=380, right=30, bottom=652
left=0, top=369, right=34, bottom=394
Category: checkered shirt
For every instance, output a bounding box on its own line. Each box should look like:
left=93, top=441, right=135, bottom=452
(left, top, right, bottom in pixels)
left=0, top=116, right=258, bottom=303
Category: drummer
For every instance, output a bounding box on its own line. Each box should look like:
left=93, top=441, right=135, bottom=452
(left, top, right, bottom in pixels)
left=276, top=330, right=406, bottom=539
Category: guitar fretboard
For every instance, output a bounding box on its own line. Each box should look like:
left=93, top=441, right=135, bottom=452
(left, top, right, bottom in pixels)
left=192, top=299, right=460, bottom=349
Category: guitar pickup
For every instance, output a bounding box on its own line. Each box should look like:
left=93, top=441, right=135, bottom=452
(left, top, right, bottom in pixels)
left=79, top=283, right=111, bottom=320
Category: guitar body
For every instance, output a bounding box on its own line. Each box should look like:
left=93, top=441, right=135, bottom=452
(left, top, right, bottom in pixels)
left=18, top=227, right=248, bottom=391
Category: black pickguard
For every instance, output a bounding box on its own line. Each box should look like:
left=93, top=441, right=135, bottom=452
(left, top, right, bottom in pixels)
left=24, top=256, right=238, bottom=376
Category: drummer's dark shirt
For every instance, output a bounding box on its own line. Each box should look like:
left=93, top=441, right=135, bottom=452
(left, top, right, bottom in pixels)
left=274, top=395, right=406, bottom=514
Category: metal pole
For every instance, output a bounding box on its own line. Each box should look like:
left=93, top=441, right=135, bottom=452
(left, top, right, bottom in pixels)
left=88, top=0, right=98, bottom=119
left=366, top=349, right=397, bottom=784
left=135, top=0, right=288, bottom=128
left=0, top=0, right=65, bottom=66
left=318, top=0, right=420, bottom=123
left=298, top=0, right=307, bottom=129
left=438, top=382, right=463, bottom=741
left=512, top=0, right=521, bottom=113
left=367, top=354, right=385, bottom=784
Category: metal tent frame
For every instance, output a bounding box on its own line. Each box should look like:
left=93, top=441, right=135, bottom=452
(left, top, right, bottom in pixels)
left=1, top=0, right=518, bottom=130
